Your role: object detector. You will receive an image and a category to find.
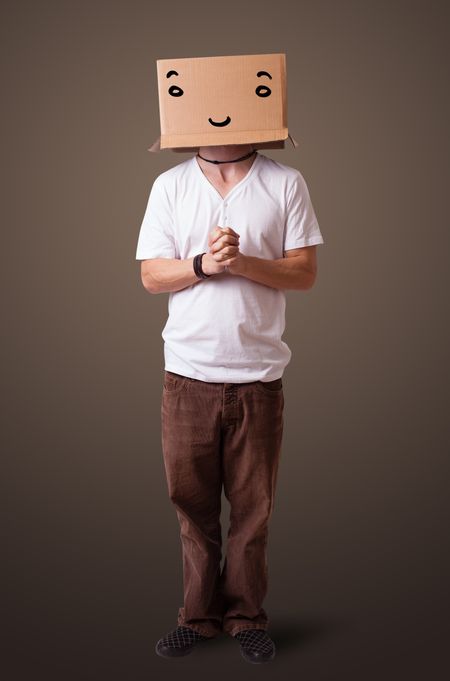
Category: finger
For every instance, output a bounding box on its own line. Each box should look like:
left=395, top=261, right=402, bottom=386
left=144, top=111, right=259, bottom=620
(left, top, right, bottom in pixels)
left=218, top=246, right=235, bottom=257
left=221, top=245, right=239, bottom=259
left=210, top=236, right=226, bottom=253
left=221, top=226, right=240, bottom=238
left=212, top=241, right=239, bottom=256
left=220, top=226, right=240, bottom=236
left=212, top=227, right=240, bottom=243
left=209, top=228, right=223, bottom=245
left=211, top=235, right=240, bottom=252
left=212, top=248, right=236, bottom=261
left=220, top=234, right=239, bottom=246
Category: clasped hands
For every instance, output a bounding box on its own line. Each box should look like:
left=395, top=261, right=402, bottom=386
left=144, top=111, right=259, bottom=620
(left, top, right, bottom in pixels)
left=202, top=226, right=245, bottom=276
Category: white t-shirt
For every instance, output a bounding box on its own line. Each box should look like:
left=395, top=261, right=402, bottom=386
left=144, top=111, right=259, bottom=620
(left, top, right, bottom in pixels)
left=136, top=152, right=324, bottom=383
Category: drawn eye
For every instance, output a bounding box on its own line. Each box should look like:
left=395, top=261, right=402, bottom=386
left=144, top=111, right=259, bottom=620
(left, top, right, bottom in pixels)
left=168, top=85, right=184, bottom=97
left=255, top=85, right=271, bottom=98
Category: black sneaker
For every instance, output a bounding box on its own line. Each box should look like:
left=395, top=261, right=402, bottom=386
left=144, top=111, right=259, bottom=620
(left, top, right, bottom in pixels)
left=155, top=625, right=211, bottom=658
left=233, top=628, right=276, bottom=663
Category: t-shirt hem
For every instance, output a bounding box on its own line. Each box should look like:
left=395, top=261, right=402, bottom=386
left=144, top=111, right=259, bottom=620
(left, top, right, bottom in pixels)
left=164, top=365, right=284, bottom=383
left=284, top=234, right=324, bottom=249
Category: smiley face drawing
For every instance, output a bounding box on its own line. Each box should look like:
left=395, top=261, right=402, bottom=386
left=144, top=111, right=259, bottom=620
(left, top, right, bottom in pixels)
left=155, top=53, right=289, bottom=149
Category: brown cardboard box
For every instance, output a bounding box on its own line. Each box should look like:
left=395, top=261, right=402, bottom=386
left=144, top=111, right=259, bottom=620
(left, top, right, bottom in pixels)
left=148, top=53, right=298, bottom=152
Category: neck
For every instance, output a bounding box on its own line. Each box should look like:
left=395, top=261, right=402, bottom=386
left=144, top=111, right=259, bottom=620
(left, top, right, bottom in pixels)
left=197, top=144, right=255, bottom=163
left=196, top=144, right=257, bottom=178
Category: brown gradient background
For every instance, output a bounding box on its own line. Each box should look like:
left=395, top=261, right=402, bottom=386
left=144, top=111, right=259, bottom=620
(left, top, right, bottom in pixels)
left=2, top=0, right=449, bottom=679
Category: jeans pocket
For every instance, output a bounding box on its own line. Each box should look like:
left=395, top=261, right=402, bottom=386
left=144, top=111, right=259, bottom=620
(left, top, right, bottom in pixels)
left=256, top=377, right=283, bottom=394
left=163, top=371, right=187, bottom=393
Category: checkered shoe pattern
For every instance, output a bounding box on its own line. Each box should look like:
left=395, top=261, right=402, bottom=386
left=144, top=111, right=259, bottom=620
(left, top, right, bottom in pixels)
left=233, top=629, right=276, bottom=663
left=155, top=625, right=210, bottom=658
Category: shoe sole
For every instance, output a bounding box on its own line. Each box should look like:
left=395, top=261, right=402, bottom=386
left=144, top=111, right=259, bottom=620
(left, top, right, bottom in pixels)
left=155, top=642, right=196, bottom=658
left=240, top=647, right=276, bottom=664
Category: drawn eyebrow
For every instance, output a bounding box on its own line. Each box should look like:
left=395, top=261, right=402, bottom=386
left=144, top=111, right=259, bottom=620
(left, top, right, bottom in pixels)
left=166, top=70, right=179, bottom=78
left=257, top=70, right=272, bottom=79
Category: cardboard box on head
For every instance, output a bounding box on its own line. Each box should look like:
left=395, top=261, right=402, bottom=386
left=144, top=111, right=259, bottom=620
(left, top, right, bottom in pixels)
left=148, top=53, right=299, bottom=153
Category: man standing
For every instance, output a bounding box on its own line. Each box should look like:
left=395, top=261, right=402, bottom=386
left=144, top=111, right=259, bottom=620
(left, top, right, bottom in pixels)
left=136, top=142, right=324, bottom=663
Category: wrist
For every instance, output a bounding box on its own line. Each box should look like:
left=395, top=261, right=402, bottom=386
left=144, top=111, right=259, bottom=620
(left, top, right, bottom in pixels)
left=232, top=253, right=248, bottom=276
left=200, top=252, right=216, bottom=276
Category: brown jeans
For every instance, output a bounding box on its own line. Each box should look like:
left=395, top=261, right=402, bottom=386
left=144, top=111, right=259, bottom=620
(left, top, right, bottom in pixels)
left=161, top=370, right=284, bottom=637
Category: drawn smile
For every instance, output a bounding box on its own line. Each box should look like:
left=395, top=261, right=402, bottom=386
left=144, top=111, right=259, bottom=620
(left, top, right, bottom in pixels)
left=208, top=116, right=231, bottom=127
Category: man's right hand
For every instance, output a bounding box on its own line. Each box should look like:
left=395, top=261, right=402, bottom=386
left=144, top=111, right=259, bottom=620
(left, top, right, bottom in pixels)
left=202, top=227, right=240, bottom=275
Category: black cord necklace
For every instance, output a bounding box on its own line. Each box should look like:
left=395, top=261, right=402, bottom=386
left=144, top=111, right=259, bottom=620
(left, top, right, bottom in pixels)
left=196, top=149, right=257, bottom=164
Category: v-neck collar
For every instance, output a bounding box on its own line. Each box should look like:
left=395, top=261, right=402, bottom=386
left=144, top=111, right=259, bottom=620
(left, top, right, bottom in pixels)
left=192, top=151, right=261, bottom=202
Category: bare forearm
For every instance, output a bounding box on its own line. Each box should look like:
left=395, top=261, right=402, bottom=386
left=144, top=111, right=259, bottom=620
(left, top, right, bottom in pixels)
left=235, top=254, right=316, bottom=290
left=141, top=252, right=224, bottom=293
left=141, top=257, right=200, bottom=293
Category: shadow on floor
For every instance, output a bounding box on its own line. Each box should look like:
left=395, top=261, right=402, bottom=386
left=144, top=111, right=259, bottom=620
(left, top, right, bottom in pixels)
left=266, top=614, right=349, bottom=652
left=199, top=614, right=348, bottom=652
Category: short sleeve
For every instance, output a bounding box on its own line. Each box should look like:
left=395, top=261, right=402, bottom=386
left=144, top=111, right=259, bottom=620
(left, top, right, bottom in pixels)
left=283, top=171, right=324, bottom=250
left=135, top=176, right=177, bottom=260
